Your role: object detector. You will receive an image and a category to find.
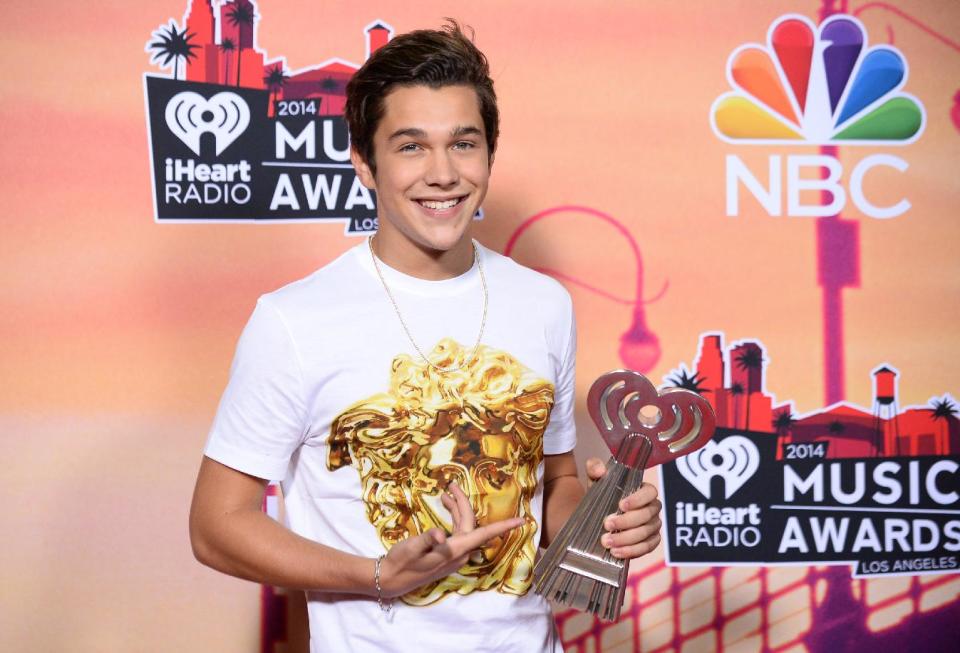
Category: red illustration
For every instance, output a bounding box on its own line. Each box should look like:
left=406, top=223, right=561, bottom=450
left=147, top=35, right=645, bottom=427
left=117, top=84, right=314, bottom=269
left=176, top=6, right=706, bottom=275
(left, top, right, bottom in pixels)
left=148, top=0, right=393, bottom=116
left=669, top=332, right=959, bottom=460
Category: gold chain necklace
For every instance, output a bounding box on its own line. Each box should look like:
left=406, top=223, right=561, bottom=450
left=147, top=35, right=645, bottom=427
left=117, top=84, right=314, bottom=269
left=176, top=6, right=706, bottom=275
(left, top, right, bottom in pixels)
left=368, top=236, right=488, bottom=374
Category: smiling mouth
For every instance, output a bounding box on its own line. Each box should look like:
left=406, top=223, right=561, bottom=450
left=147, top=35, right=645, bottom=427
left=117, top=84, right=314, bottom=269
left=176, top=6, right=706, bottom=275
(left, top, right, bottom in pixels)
left=416, top=196, right=466, bottom=211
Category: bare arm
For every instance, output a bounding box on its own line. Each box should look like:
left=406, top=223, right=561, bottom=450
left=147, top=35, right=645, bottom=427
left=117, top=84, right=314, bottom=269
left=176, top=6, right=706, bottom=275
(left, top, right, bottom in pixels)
left=540, top=452, right=584, bottom=548
left=189, top=456, right=376, bottom=592
left=189, top=456, right=524, bottom=597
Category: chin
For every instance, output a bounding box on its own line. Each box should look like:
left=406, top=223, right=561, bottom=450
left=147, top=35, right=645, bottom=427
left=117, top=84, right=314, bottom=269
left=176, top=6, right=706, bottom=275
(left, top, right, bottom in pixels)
left=412, top=222, right=475, bottom=253
left=426, top=232, right=471, bottom=252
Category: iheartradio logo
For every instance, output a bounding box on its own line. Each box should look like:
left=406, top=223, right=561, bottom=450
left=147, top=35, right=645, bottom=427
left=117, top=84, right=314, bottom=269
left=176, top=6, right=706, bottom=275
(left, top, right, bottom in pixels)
left=675, top=435, right=760, bottom=500
left=164, top=91, right=250, bottom=156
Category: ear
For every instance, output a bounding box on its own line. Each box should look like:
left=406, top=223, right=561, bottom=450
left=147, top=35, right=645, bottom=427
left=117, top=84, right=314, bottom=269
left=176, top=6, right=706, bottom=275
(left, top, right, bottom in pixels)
left=350, top=147, right=376, bottom=190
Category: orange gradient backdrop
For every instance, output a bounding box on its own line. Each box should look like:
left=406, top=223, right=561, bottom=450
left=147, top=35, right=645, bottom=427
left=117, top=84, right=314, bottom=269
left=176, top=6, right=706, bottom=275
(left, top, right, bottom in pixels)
left=2, top=1, right=959, bottom=651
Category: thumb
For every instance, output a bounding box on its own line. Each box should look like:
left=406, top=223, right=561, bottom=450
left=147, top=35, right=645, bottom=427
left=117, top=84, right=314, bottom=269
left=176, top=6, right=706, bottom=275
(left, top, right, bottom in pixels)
left=585, top=457, right=607, bottom=482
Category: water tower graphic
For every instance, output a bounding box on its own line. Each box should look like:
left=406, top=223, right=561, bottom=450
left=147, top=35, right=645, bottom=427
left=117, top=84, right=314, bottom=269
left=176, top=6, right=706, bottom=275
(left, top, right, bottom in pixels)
left=872, top=365, right=900, bottom=455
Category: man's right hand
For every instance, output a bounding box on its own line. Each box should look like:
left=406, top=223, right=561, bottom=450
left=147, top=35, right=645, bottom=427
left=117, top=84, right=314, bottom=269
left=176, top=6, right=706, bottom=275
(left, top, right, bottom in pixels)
left=377, top=482, right=524, bottom=598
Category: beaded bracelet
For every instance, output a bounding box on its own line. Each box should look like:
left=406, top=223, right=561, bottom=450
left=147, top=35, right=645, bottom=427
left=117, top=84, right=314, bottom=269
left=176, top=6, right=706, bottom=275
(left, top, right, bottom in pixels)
left=374, top=554, right=392, bottom=613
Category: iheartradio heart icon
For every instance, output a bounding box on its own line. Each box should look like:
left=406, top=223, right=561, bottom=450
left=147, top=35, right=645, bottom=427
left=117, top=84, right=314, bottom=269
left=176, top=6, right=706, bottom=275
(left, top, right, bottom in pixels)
left=164, top=91, right=250, bottom=156
left=675, top=435, right=760, bottom=500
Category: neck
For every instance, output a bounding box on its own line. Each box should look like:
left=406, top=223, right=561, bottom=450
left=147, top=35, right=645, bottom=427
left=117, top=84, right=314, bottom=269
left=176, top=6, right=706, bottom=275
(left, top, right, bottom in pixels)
left=370, top=231, right=476, bottom=280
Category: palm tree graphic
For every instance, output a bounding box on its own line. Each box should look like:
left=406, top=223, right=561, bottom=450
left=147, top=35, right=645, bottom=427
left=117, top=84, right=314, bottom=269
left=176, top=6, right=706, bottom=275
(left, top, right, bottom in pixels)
left=227, top=2, right=256, bottom=87
left=665, top=367, right=708, bottom=395
left=264, top=65, right=289, bottom=115
left=148, top=21, right=199, bottom=81
left=773, top=410, right=796, bottom=436
left=735, top=348, right=763, bottom=431
left=828, top=420, right=846, bottom=435
left=321, top=76, right=340, bottom=93
left=218, top=37, right=236, bottom=86
left=773, top=409, right=796, bottom=458
left=929, top=396, right=957, bottom=454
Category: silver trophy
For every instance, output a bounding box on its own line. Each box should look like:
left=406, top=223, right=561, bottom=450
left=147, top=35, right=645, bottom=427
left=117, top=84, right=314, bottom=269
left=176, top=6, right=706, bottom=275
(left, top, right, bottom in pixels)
left=533, top=370, right=716, bottom=620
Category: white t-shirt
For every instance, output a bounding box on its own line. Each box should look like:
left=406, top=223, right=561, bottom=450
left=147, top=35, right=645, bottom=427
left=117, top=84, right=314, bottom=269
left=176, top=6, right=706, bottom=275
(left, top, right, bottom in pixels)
left=205, top=240, right=577, bottom=652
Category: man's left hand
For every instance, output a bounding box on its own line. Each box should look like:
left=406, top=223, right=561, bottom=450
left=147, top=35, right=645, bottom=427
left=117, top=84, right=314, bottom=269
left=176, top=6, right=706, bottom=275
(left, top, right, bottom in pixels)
left=585, top=457, right=663, bottom=560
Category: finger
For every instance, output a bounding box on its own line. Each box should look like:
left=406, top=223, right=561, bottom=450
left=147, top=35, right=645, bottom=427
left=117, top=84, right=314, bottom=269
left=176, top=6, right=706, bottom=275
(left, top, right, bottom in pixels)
left=440, top=490, right=462, bottom=532
left=585, top=457, right=607, bottom=482
left=605, top=499, right=662, bottom=532
left=448, top=482, right=476, bottom=533
left=601, top=517, right=662, bottom=550
left=618, top=483, right=659, bottom=512
left=449, top=516, right=524, bottom=555
left=609, top=532, right=662, bottom=560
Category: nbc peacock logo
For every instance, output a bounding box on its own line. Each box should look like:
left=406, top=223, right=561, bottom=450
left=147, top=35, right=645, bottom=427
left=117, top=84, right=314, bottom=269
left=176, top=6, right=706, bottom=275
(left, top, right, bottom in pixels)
left=711, top=14, right=925, bottom=145
left=715, top=14, right=926, bottom=219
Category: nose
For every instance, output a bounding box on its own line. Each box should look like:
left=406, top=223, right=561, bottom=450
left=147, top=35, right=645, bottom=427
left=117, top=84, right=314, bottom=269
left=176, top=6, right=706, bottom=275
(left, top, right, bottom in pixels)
left=424, top=150, right=459, bottom=188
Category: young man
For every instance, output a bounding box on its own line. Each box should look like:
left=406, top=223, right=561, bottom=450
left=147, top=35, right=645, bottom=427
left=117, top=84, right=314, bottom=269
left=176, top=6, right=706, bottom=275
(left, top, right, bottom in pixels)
left=190, top=22, right=662, bottom=652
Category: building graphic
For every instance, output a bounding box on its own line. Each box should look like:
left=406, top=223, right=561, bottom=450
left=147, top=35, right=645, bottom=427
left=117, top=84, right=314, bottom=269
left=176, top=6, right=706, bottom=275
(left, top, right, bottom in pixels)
left=175, top=0, right=391, bottom=115
left=675, top=332, right=958, bottom=460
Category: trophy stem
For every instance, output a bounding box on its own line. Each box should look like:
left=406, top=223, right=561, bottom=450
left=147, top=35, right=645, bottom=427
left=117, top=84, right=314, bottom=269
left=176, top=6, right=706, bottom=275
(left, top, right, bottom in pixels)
left=533, top=435, right=653, bottom=620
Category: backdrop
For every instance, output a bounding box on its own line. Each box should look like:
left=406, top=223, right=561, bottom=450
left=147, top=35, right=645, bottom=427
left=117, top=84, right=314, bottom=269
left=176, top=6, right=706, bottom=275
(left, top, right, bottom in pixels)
left=2, top=1, right=958, bottom=651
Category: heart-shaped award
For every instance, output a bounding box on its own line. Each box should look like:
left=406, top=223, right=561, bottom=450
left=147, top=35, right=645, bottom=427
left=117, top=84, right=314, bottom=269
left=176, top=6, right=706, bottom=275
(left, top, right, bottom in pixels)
left=533, top=370, right=716, bottom=620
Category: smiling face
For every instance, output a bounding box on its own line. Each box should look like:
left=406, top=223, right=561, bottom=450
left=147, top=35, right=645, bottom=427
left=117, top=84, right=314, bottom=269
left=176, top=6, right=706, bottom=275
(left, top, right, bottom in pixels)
left=351, top=84, right=492, bottom=259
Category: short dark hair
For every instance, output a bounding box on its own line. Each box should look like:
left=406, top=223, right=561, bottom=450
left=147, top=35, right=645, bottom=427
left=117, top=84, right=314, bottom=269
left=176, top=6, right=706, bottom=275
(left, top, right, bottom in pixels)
left=345, top=20, right=499, bottom=173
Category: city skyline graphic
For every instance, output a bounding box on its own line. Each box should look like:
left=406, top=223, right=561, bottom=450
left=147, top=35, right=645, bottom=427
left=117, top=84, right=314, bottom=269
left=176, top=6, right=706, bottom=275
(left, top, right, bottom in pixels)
left=667, top=331, right=958, bottom=460
left=148, top=0, right=393, bottom=117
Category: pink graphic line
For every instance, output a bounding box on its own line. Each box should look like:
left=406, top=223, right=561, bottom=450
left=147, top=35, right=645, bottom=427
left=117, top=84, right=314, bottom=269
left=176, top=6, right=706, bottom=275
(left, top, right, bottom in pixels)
left=854, top=1, right=960, bottom=52
left=817, top=0, right=855, bottom=406
left=505, top=205, right=665, bottom=303
left=535, top=267, right=668, bottom=306
left=504, top=205, right=667, bottom=372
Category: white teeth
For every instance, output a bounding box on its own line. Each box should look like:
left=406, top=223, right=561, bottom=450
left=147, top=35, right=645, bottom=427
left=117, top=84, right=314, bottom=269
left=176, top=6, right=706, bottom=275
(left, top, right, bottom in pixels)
left=419, top=198, right=459, bottom=210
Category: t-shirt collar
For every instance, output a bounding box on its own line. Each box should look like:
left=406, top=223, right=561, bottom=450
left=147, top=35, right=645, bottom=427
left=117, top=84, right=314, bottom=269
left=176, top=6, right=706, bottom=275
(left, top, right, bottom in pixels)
left=355, top=237, right=483, bottom=296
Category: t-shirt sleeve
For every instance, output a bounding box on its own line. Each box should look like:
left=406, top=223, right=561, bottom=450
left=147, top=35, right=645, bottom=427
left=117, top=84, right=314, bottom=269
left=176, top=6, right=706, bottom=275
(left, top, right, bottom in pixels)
left=203, top=296, right=309, bottom=481
left=543, top=293, right=577, bottom=455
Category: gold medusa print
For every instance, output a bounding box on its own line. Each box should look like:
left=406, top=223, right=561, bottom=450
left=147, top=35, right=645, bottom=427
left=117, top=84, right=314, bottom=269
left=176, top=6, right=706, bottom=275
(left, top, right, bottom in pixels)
left=328, top=338, right=555, bottom=606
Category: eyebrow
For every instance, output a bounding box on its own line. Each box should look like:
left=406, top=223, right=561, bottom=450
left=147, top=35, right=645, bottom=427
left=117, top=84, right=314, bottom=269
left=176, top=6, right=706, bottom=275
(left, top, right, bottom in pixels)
left=387, top=125, right=483, bottom=141
left=387, top=127, right=427, bottom=141
left=451, top=125, right=483, bottom=138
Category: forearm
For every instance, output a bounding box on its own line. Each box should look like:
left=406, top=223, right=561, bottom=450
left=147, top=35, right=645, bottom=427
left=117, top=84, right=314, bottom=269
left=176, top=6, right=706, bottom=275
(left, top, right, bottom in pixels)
left=541, top=474, right=585, bottom=548
left=190, top=506, right=375, bottom=594
left=189, top=456, right=376, bottom=595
